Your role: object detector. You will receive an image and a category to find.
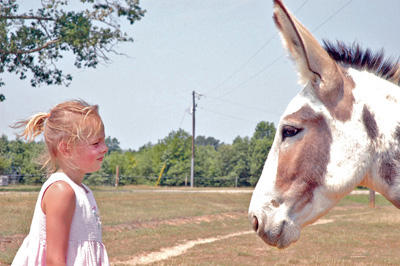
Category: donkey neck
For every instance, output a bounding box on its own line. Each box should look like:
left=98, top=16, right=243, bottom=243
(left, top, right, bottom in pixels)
left=351, top=68, right=400, bottom=204
left=351, top=68, right=400, bottom=140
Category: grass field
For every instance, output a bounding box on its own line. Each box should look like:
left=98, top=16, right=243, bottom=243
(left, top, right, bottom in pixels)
left=1, top=186, right=400, bottom=265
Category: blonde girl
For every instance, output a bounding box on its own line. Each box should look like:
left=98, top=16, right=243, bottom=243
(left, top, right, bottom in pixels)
left=12, top=100, right=109, bottom=266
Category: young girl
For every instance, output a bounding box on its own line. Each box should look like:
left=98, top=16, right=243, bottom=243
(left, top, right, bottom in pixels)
left=11, top=100, right=109, bottom=266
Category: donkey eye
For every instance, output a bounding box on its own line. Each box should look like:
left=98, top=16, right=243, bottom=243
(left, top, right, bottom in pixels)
left=282, top=125, right=302, bottom=140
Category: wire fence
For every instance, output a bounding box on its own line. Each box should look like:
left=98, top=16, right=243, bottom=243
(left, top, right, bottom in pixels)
left=0, top=174, right=250, bottom=188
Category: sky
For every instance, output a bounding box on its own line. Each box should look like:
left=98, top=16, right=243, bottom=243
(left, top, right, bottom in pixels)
left=1, top=0, right=400, bottom=150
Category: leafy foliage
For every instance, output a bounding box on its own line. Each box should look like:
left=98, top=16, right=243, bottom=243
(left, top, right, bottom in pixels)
left=0, top=121, right=276, bottom=187
left=0, top=0, right=145, bottom=101
left=105, top=136, right=122, bottom=154
left=195, top=135, right=221, bottom=150
left=0, top=135, right=46, bottom=183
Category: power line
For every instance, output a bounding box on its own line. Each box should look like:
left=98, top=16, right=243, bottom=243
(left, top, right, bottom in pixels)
left=202, top=94, right=282, bottom=116
left=203, top=0, right=310, bottom=96
left=311, top=0, right=353, bottom=32
left=178, top=108, right=189, bottom=129
left=198, top=106, right=259, bottom=124
left=294, top=0, right=310, bottom=12
left=216, top=53, right=284, bottom=99
left=180, top=0, right=354, bottom=139
left=204, top=34, right=278, bottom=95
left=211, top=0, right=353, bottom=99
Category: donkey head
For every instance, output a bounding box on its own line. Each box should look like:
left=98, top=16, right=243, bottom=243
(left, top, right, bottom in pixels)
left=248, top=0, right=372, bottom=248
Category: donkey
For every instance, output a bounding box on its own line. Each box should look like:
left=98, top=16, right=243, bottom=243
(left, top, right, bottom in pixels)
left=248, top=0, right=400, bottom=249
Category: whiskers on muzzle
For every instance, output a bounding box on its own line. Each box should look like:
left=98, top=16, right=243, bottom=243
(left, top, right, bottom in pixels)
left=249, top=212, right=299, bottom=249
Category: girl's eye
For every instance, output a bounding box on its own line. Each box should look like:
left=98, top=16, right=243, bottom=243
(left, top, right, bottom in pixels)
left=282, top=125, right=302, bottom=141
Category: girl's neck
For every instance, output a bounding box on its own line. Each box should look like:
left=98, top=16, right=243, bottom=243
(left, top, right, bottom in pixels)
left=57, top=168, right=85, bottom=186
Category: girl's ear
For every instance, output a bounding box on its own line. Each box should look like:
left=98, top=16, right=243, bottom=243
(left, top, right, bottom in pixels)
left=58, top=140, right=72, bottom=157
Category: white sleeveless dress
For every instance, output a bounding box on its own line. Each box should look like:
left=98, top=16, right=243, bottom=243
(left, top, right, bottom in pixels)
left=12, top=172, right=109, bottom=266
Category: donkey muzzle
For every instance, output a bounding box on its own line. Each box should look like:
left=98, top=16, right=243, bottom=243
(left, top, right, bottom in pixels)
left=249, top=211, right=299, bottom=249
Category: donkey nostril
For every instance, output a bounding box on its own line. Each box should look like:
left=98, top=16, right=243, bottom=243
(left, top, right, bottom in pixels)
left=252, top=216, right=259, bottom=232
left=271, top=199, right=280, bottom=208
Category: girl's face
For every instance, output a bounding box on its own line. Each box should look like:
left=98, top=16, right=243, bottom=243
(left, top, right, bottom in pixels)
left=69, top=132, right=108, bottom=174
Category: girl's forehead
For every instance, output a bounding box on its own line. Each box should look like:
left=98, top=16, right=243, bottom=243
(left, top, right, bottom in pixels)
left=86, top=131, right=105, bottom=141
left=75, top=130, right=105, bottom=145
left=78, top=116, right=105, bottom=138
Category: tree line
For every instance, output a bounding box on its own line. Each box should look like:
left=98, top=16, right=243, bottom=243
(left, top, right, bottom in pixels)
left=0, top=121, right=276, bottom=187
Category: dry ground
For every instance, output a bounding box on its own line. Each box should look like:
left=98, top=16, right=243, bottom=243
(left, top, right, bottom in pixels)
left=1, top=187, right=399, bottom=265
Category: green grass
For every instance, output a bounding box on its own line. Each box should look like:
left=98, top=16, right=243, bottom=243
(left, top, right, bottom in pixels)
left=0, top=185, right=41, bottom=192
left=1, top=187, right=400, bottom=265
left=339, top=193, right=392, bottom=206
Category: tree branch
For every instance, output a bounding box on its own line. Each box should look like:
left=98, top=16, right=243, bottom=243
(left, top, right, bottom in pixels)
left=0, top=15, right=54, bottom=21
left=0, top=39, right=60, bottom=54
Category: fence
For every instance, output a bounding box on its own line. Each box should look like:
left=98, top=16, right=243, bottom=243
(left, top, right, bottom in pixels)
left=0, top=174, right=247, bottom=188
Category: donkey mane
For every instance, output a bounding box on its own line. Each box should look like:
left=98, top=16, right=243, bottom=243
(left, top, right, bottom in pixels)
left=323, top=40, right=400, bottom=86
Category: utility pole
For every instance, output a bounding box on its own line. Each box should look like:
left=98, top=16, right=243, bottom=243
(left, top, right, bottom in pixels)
left=190, top=90, right=196, bottom=187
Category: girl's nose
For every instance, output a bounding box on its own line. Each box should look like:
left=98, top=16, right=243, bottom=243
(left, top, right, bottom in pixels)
left=102, top=142, right=108, bottom=154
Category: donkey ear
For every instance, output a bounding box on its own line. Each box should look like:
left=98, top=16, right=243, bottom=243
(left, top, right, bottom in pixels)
left=273, top=0, right=343, bottom=103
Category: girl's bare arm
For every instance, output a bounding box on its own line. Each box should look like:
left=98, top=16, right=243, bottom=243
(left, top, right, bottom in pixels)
left=42, top=181, right=76, bottom=266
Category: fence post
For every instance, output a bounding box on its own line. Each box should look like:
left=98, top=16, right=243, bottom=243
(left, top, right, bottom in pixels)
left=369, top=189, right=375, bottom=208
left=115, top=165, right=119, bottom=187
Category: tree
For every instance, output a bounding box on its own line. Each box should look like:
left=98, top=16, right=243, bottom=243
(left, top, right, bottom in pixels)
left=0, top=136, right=11, bottom=174
left=195, top=135, right=221, bottom=150
left=160, top=129, right=191, bottom=185
left=105, top=136, right=122, bottom=154
left=231, top=136, right=251, bottom=186
left=0, top=155, right=11, bottom=175
left=132, top=145, right=160, bottom=182
left=97, top=150, right=136, bottom=185
left=252, top=121, right=276, bottom=140
left=249, top=121, right=276, bottom=185
left=194, top=145, right=220, bottom=186
left=0, top=0, right=145, bottom=101
left=2, top=138, right=46, bottom=183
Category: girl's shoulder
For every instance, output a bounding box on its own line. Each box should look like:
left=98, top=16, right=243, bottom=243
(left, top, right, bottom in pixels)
left=40, top=172, right=84, bottom=200
left=40, top=172, right=76, bottom=210
left=40, top=172, right=69, bottom=192
left=44, top=173, right=93, bottom=199
left=43, top=172, right=80, bottom=190
left=43, top=179, right=75, bottom=200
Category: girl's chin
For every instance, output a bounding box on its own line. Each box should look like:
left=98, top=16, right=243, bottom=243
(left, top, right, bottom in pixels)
left=87, top=165, right=102, bottom=173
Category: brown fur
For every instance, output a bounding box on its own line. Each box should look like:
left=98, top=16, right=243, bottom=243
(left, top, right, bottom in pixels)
left=319, top=67, right=355, bottom=122
left=394, top=125, right=400, bottom=142
left=362, top=105, right=379, bottom=140
left=379, top=152, right=397, bottom=186
left=276, top=105, right=332, bottom=211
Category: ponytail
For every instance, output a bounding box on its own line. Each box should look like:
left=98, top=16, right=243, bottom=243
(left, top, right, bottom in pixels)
left=13, top=112, right=50, bottom=142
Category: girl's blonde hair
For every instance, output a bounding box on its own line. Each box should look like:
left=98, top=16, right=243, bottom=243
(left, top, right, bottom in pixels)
left=13, top=100, right=104, bottom=173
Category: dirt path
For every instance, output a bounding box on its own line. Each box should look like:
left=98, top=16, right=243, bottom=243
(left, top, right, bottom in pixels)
left=112, top=218, right=333, bottom=265
left=112, top=231, right=254, bottom=266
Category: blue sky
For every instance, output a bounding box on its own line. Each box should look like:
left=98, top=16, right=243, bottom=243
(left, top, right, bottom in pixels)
left=1, top=0, right=399, bottom=149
